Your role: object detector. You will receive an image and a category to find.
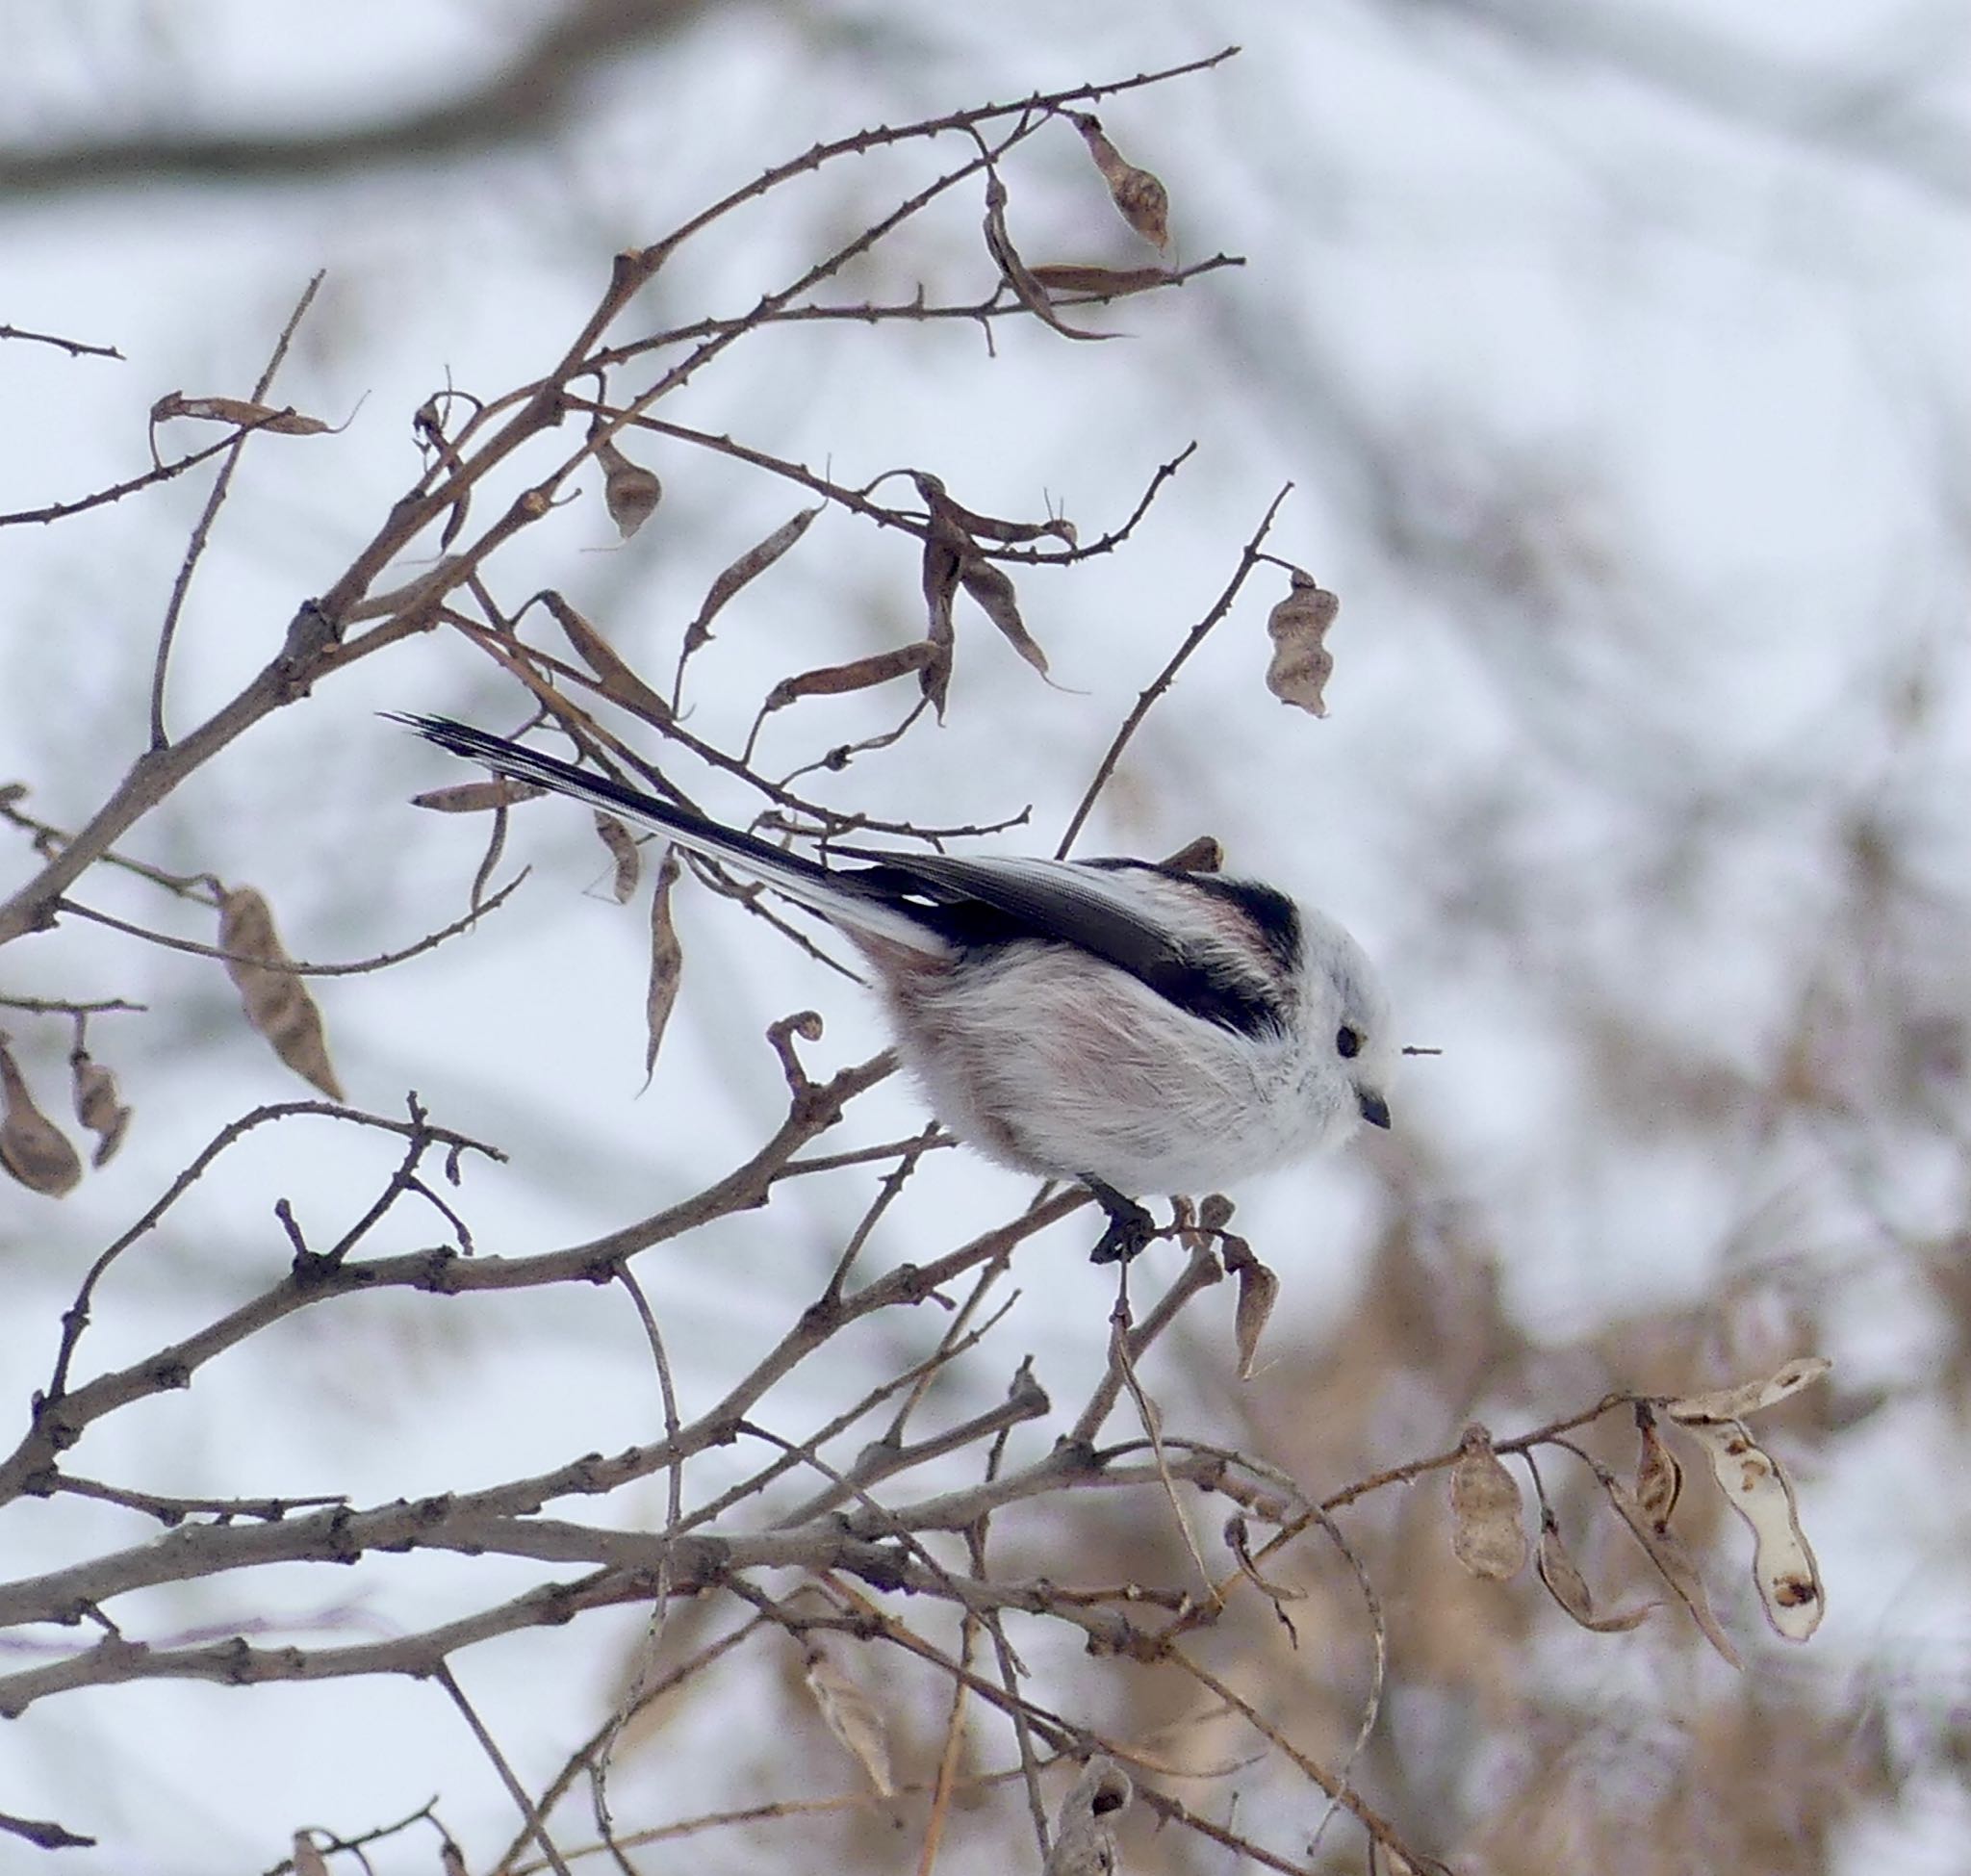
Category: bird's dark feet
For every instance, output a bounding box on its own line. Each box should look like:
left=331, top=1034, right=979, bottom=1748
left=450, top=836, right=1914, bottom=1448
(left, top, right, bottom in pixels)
left=1084, top=1177, right=1156, bottom=1265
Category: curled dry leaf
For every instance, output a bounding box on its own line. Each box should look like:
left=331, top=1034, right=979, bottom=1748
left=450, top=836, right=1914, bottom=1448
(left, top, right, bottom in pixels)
left=594, top=812, right=641, bottom=904
left=1600, top=1471, right=1742, bottom=1669
left=1266, top=571, right=1340, bottom=718
left=801, top=1644, right=895, bottom=1796
left=919, top=528, right=962, bottom=718
left=681, top=508, right=822, bottom=659
left=1044, top=1755, right=1133, bottom=1876
left=411, top=779, right=547, bottom=813
left=217, top=887, right=346, bottom=1101
left=150, top=392, right=331, bottom=435
left=762, top=642, right=939, bottom=714
left=1665, top=1356, right=1832, bottom=1425
left=982, top=169, right=1113, bottom=343
left=1535, top=1509, right=1653, bottom=1634
left=539, top=591, right=675, bottom=727
left=643, top=849, right=683, bottom=1080
left=594, top=434, right=662, bottom=538
left=1679, top=1417, right=1826, bottom=1642
left=1220, top=1234, right=1278, bottom=1380
left=0, top=1035, right=84, bottom=1197
left=910, top=472, right=1077, bottom=547
left=68, top=1047, right=132, bottom=1168
left=1448, top=1426, right=1528, bottom=1580
left=1068, top=112, right=1171, bottom=250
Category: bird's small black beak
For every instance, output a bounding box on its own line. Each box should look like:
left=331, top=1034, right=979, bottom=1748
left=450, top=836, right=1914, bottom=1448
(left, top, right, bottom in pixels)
left=1357, top=1088, right=1392, bottom=1130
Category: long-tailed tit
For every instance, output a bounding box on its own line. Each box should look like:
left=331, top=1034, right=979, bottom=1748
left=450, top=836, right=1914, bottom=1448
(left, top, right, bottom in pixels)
left=401, top=715, right=1395, bottom=1262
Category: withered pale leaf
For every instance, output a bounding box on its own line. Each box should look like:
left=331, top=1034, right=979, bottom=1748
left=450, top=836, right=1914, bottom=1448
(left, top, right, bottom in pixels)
left=1266, top=571, right=1340, bottom=718
left=1680, top=1417, right=1825, bottom=1642
left=1665, top=1356, right=1832, bottom=1425
left=538, top=591, right=675, bottom=727
left=1448, top=1426, right=1528, bottom=1580
left=151, top=392, right=331, bottom=435
left=1600, top=1473, right=1743, bottom=1668
left=643, top=850, right=683, bottom=1080
left=1068, top=112, right=1171, bottom=250
left=1044, top=1756, right=1133, bottom=1876
left=959, top=556, right=1050, bottom=676
left=0, top=1036, right=84, bottom=1197
left=594, top=812, right=641, bottom=904
left=217, top=887, right=346, bottom=1101
left=1535, top=1510, right=1653, bottom=1633
left=595, top=435, right=662, bottom=539
left=762, top=642, right=938, bottom=713
left=1027, top=262, right=1177, bottom=296
left=411, top=779, right=547, bottom=813
left=802, top=1645, right=895, bottom=1796
left=682, top=508, right=821, bottom=656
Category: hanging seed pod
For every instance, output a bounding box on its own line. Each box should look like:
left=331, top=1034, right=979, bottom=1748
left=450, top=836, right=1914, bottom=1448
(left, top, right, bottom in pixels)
left=0, top=1035, right=84, bottom=1197
left=1448, top=1425, right=1528, bottom=1580
left=69, top=1046, right=133, bottom=1168
left=1045, top=1757, right=1133, bottom=1876
left=217, top=887, right=346, bottom=1100
left=643, top=850, right=683, bottom=1081
left=150, top=392, right=332, bottom=435
left=1266, top=571, right=1340, bottom=718
left=595, top=435, right=663, bottom=539
left=1068, top=112, right=1171, bottom=250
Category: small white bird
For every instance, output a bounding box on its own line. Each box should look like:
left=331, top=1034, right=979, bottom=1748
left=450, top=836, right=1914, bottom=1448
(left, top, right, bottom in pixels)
left=401, top=715, right=1394, bottom=1261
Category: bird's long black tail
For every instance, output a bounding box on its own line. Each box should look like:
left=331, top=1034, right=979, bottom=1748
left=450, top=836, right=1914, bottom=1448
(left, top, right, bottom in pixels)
left=393, top=713, right=942, bottom=952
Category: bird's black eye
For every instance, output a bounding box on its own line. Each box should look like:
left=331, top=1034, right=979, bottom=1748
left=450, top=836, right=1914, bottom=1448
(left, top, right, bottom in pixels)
left=1336, top=1025, right=1362, bottom=1060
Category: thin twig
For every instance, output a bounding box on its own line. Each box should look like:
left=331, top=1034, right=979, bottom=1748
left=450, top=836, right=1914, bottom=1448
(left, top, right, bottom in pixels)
left=149, top=271, right=324, bottom=749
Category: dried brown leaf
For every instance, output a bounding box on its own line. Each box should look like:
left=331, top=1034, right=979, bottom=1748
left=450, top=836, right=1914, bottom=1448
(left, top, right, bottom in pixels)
left=1045, top=1756, right=1133, bottom=1876
left=1665, top=1356, right=1832, bottom=1425
left=1223, top=1236, right=1278, bottom=1380
left=682, top=508, right=821, bottom=656
left=0, top=1036, right=84, bottom=1197
left=595, top=812, right=641, bottom=904
left=802, top=1645, right=895, bottom=1796
left=1266, top=571, right=1340, bottom=718
left=1633, top=1409, right=1684, bottom=1528
left=643, top=850, right=683, bottom=1081
left=919, top=528, right=962, bottom=718
left=959, top=556, right=1050, bottom=676
left=1680, top=1417, right=1826, bottom=1642
left=411, top=779, right=547, bottom=813
left=910, top=472, right=1078, bottom=547
left=595, top=435, right=662, bottom=538
left=217, top=887, right=346, bottom=1101
left=1534, top=1510, right=1654, bottom=1633
left=151, top=392, right=331, bottom=435
left=1600, top=1472, right=1743, bottom=1668
left=539, top=591, right=675, bottom=727
left=1069, top=113, right=1172, bottom=249
left=762, top=642, right=939, bottom=714
left=1027, top=262, right=1177, bottom=296
left=983, top=170, right=1115, bottom=342
left=1448, top=1426, right=1528, bottom=1580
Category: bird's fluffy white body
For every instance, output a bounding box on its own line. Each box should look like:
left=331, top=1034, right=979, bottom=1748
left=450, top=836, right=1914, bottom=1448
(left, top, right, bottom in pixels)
left=400, top=717, right=1395, bottom=1243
